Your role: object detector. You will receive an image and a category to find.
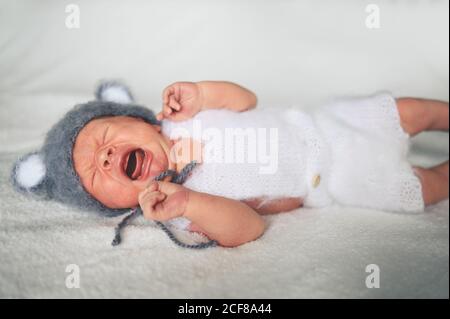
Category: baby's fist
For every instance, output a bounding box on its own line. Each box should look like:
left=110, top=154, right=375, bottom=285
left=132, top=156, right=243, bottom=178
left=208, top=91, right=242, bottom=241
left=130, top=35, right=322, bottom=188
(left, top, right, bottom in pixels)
left=138, top=181, right=190, bottom=221
left=156, top=82, right=203, bottom=122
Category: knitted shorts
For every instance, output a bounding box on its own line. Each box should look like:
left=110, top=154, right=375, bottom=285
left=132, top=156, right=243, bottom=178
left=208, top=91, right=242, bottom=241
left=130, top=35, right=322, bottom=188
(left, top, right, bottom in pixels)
left=312, top=92, right=424, bottom=212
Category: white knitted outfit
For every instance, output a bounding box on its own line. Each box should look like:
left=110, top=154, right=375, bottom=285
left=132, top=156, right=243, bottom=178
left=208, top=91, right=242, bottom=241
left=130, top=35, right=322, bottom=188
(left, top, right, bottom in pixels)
left=162, top=92, right=424, bottom=229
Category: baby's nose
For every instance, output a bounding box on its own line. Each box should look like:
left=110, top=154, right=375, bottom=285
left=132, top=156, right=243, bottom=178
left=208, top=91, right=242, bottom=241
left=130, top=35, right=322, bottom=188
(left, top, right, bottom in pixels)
left=97, top=146, right=116, bottom=170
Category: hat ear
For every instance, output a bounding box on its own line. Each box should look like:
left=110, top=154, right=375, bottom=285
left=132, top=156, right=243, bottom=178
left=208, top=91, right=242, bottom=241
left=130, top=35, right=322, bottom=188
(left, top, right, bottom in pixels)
left=95, top=81, right=134, bottom=104
left=11, top=152, right=47, bottom=193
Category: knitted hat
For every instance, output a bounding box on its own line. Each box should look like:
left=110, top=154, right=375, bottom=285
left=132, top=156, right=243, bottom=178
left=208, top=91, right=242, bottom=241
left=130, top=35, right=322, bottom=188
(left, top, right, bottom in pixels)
left=10, top=82, right=160, bottom=217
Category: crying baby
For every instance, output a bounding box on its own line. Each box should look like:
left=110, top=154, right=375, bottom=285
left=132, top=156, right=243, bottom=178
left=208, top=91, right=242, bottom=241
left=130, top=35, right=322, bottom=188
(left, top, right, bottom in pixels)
left=11, top=81, right=449, bottom=247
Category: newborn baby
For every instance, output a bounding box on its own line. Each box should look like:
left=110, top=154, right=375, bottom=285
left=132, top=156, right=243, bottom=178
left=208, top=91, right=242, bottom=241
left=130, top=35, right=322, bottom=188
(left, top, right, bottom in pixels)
left=12, top=81, right=449, bottom=247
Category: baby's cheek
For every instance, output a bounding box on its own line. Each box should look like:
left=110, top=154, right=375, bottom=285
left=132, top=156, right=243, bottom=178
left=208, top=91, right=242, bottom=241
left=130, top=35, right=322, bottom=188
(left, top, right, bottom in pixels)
left=96, top=184, right=141, bottom=209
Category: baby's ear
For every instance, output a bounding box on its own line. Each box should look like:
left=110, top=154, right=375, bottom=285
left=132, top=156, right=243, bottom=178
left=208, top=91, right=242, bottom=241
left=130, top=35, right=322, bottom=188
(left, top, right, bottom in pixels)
left=95, top=81, right=134, bottom=104
left=10, top=152, right=47, bottom=195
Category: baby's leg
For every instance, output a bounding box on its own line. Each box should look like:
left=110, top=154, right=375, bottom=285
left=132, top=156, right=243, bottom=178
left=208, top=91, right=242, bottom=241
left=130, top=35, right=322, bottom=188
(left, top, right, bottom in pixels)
left=396, top=98, right=449, bottom=205
left=396, top=98, right=449, bottom=136
left=414, top=162, right=449, bottom=206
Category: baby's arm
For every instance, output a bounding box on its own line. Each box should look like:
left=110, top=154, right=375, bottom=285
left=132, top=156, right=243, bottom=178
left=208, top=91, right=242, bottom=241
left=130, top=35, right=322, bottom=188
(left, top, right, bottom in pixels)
left=157, top=81, right=257, bottom=121
left=139, top=181, right=266, bottom=247
left=242, top=197, right=304, bottom=215
left=185, top=190, right=266, bottom=247
left=197, top=81, right=257, bottom=112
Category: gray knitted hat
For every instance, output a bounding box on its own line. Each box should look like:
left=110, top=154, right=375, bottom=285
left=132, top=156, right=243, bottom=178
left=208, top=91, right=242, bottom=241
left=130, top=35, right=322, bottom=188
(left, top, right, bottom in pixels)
left=10, top=82, right=160, bottom=217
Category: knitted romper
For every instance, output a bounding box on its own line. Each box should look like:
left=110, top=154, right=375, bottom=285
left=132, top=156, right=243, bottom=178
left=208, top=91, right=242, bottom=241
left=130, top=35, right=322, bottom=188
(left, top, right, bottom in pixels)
left=161, top=92, right=424, bottom=230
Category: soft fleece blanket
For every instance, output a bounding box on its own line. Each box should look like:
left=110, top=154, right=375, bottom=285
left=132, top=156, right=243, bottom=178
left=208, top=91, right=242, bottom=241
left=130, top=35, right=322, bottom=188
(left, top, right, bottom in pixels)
left=0, top=131, right=448, bottom=298
left=0, top=0, right=448, bottom=298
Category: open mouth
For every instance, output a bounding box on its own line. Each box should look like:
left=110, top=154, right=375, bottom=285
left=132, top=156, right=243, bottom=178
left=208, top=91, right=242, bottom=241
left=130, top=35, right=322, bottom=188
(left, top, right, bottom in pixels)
left=124, top=148, right=146, bottom=180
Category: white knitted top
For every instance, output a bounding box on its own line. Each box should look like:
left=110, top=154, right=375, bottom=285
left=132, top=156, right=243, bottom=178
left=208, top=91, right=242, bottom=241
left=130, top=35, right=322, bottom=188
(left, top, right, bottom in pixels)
left=162, top=92, right=424, bottom=231
left=161, top=107, right=333, bottom=208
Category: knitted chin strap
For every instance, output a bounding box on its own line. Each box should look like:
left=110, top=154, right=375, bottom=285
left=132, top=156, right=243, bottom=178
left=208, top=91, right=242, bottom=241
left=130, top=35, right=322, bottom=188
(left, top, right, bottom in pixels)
left=111, top=161, right=218, bottom=249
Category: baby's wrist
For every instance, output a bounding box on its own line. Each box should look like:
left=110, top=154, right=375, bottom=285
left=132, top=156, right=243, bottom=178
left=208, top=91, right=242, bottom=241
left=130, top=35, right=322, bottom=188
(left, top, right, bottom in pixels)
left=182, top=189, right=205, bottom=219
left=195, top=82, right=206, bottom=111
left=182, top=189, right=195, bottom=218
left=169, top=187, right=192, bottom=219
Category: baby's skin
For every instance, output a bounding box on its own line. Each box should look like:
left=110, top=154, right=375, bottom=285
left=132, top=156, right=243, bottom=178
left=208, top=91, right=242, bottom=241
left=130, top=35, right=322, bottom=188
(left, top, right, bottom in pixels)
left=73, top=81, right=449, bottom=247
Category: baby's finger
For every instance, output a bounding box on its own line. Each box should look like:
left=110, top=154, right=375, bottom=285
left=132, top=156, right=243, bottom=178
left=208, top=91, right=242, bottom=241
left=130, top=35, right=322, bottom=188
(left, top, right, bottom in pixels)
left=156, top=111, right=165, bottom=121
left=163, top=105, right=173, bottom=116
left=151, top=192, right=166, bottom=205
left=138, top=183, right=160, bottom=202
left=146, top=180, right=159, bottom=192
left=163, top=86, right=175, bottom=105
left=138, top=188, right=154, bottom=203
left=140, top=191, right=165, bottom=211
left=168, top=95, right=182, bottom=111
left=144, top=195, right=167, bottom=220
left=166, top=110, right=189, bottom=122
left=139, top=191, right=158, bottom=207
left=155, top=180, right=184, bottom=195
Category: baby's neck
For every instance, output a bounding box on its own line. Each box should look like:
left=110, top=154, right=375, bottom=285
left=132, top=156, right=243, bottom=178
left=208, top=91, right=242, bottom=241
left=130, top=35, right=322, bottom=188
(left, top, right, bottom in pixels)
left=170, top=137, right=204, bottom=173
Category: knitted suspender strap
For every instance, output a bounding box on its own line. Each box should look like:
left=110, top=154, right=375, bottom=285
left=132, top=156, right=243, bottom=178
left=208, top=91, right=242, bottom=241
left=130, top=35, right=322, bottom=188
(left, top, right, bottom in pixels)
left=111, top=161, right=218, bottom=249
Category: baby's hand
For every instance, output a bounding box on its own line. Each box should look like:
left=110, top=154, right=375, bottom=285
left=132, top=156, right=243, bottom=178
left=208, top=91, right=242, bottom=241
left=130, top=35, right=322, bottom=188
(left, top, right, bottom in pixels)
left=138, top=180, right=190, bottom=221
left=156, top=82, right=203, bottom=122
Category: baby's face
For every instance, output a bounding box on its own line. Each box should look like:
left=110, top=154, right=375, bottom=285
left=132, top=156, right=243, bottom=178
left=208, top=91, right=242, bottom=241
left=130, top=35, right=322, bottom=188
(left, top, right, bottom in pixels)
left=73, top=116, right=174, bottom=209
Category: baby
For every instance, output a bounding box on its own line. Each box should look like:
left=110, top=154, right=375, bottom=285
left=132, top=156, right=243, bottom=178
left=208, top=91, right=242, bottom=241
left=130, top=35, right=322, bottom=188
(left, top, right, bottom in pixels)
left=11, top=81, right=449, bottom=247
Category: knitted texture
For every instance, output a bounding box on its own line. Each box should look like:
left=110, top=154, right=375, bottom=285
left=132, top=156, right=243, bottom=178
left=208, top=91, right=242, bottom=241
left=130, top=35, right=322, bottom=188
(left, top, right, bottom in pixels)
left=161, top=108, right=311, bottom=205
left=10, top=82, right=160, bottom=217
left=162, top=93, right=424, bottom=214
left=313, top=92, right=424, bottom=212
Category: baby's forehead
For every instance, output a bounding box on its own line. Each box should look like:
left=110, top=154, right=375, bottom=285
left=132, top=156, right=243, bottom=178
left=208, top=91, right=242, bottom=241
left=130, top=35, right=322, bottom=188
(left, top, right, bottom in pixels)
left=80, top=115, right=140, bottom=134
left=74, top=115, right=147, bottom=153
left=73, top=116, right=116, bottom=150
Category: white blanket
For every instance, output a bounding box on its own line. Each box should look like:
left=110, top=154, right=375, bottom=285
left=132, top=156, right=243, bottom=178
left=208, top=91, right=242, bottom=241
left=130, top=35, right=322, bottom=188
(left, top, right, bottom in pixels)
left=0, top=0, right=448, bottom=298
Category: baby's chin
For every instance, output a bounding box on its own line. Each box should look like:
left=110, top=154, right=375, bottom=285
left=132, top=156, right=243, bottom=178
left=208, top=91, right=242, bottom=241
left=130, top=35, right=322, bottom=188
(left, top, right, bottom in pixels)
left=146, top=154, right=169, bottom=180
